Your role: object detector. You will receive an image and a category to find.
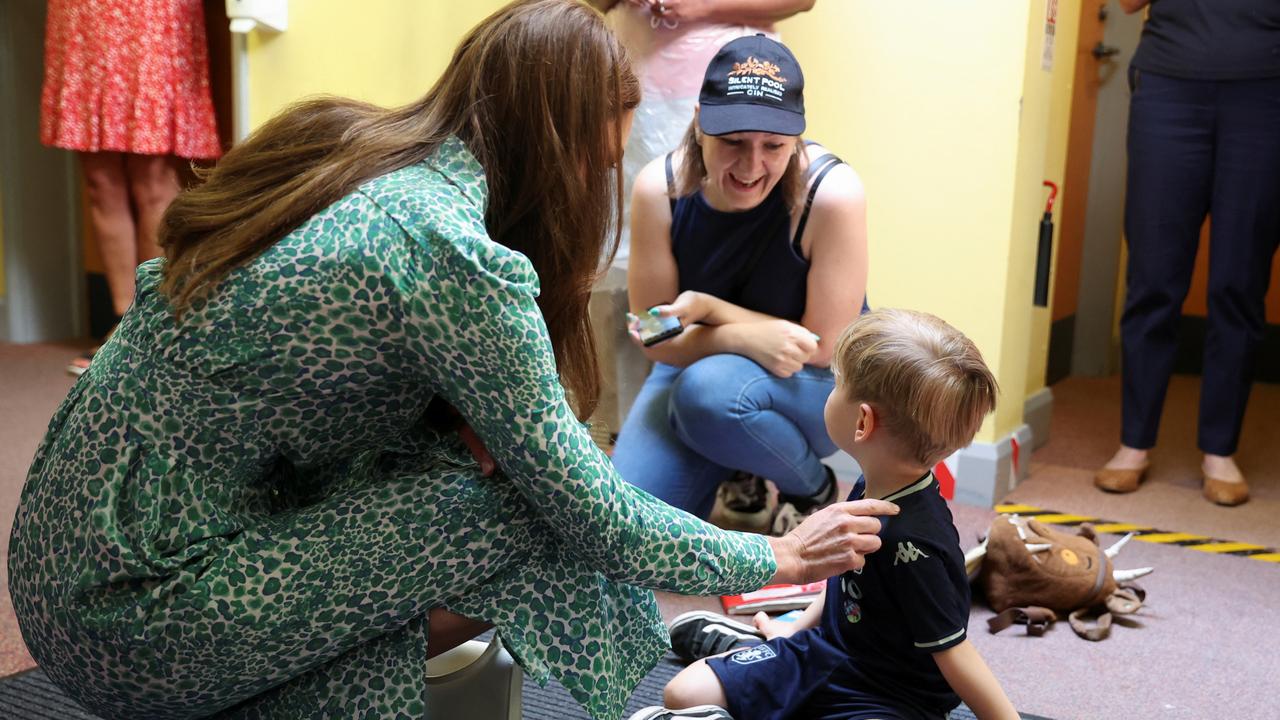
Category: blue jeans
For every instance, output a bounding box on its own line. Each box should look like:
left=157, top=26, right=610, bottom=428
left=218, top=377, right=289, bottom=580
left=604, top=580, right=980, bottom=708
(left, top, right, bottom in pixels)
left=611, top=354, right=839, bottom=519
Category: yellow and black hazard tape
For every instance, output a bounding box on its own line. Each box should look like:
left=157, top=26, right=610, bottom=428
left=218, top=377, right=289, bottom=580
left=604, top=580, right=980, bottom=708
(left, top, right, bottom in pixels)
left=994, top=504, right=1280, bottom=564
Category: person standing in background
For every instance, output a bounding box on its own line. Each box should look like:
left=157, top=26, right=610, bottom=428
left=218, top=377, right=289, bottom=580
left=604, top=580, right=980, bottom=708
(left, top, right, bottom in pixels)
left=586, top=0, right=815, bottom=266
left=1095, top=0, right=1280, bottom=506
left=41, top=0, right=222, bottom=374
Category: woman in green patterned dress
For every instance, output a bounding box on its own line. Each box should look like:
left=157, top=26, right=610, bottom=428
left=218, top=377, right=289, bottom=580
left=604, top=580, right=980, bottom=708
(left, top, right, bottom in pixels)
left=7, top=1, right=896, bottom=718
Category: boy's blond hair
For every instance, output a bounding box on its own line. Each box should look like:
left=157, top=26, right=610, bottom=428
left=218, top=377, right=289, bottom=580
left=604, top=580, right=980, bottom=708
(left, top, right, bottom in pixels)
left=832, top=308, right=998, bottom=467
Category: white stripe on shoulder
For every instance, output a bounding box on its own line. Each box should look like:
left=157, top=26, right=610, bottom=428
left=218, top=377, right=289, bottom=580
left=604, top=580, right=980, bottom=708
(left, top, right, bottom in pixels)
left=881, top=473, right=936, bottom=503
left=914, top=627, right=966, bottom=649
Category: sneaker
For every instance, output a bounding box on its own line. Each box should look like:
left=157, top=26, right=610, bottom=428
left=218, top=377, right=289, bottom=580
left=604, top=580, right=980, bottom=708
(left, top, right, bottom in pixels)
left=715, top=472, right=771, bottom=532
left=771, top=465, right=841, bottom=536
left=668, top=610, right=765, bottom=662
left=627, top=705, right=735, bottom=720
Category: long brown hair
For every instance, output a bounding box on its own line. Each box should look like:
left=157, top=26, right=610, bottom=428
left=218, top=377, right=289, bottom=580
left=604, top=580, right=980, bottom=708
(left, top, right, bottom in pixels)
left=158, top=0, right=640, bottom=419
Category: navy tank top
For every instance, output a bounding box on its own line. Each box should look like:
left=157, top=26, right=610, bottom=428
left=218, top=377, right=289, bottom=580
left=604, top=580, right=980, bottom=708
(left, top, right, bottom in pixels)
left=667, top=148, right=845, bottom=322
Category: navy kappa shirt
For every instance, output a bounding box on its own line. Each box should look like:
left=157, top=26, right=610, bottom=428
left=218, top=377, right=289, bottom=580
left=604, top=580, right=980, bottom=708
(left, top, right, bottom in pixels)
left=819, top=473, right=970, bottom=716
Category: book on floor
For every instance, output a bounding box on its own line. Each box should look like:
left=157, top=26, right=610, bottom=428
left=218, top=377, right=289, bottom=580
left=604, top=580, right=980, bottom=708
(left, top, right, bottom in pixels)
left=720, top=581, right=826, bottom=615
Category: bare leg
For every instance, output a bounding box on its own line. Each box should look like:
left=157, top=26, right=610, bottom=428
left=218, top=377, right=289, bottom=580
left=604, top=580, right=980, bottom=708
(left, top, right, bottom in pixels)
left=1202, top=454, right=1242, bottom=481
left=663, top=657, right=730, bottom=710
left=426, top=608, right=492, bottom=659
left=124, top=153, right=180, bottom=264
left=79, top=152, right=136, bottom=317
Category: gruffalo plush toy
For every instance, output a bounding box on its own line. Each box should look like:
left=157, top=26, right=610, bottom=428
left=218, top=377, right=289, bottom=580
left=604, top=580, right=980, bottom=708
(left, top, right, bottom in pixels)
left=964, top=515, right=1152, bottom=641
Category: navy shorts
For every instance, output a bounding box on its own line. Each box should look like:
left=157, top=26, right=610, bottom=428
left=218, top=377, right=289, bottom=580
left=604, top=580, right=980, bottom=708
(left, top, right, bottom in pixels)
left=706, top=629, right=942, bottom=720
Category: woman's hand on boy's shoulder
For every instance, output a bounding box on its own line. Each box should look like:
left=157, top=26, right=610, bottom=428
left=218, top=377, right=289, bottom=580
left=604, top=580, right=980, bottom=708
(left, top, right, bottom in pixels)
left=767, top=499, right=899, bottom=584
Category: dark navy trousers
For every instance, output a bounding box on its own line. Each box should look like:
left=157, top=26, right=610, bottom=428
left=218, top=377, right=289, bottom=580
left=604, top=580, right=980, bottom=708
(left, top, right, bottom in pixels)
left=1121, top=68, right=1280, bottom=455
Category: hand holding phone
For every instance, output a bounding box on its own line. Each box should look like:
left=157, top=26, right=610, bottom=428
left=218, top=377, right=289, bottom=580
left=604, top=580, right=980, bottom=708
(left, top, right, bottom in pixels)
left=630, top=308, right=684, bottom=346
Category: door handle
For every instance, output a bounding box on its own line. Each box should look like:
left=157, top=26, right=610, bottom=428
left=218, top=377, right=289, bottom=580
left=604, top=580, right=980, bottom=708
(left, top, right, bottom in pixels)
left=1092, top=42, right=1121, bottom=60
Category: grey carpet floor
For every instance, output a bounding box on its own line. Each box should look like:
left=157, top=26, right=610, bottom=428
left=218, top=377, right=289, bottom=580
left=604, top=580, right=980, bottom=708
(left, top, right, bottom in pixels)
left=0, top=655, right=1047, bottom=720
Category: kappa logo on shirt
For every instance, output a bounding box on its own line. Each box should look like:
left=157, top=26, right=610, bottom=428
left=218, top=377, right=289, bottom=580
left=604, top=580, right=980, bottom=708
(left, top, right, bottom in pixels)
left=893, top=541, right=930, bottom=566
left=729, top=644, right=777, bottom=665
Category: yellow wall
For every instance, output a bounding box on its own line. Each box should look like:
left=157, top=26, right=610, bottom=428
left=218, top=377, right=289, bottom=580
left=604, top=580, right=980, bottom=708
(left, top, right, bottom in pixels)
left=244, top=3, right=507, bottom=129
left=782, top=2, right=1066, bottom=441
left=1025, top=1, right=1081, bottom=395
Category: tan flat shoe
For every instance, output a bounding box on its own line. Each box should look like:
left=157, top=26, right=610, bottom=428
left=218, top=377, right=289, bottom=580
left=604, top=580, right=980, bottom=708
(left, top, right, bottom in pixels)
left=1203, top=476, right=1249, bottom=506
left=1094, top=462, right=1149, bottom=493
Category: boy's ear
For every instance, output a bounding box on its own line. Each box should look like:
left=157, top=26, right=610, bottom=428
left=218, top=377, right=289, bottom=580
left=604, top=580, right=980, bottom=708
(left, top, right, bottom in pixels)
left=854, top=402, right=876, bottom=442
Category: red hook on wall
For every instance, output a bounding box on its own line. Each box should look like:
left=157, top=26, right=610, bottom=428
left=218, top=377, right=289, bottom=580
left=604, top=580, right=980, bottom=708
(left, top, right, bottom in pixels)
left=1043, top=180, right=1059, bottom=215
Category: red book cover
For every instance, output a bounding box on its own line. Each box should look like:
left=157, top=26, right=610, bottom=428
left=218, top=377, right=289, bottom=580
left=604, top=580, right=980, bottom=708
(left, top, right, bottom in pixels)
left=720, top=581, right=826, bottom=615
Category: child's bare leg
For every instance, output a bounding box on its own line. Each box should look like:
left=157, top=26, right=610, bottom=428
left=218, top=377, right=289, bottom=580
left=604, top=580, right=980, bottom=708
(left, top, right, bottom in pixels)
left=664, top=657, right=729, bottom=710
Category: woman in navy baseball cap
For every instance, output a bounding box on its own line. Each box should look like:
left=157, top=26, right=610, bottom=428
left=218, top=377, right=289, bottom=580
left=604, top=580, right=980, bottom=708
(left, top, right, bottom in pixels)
left=614, top=34, right=872, bottom=536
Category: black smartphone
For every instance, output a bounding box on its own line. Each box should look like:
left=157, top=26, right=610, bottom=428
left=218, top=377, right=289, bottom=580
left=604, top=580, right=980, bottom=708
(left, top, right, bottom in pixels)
left=636, top=312, right=683, bottom=347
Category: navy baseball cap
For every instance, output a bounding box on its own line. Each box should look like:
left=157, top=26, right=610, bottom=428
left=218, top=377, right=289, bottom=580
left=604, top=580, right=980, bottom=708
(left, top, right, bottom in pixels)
left=698, top=34, right=806, bottom=136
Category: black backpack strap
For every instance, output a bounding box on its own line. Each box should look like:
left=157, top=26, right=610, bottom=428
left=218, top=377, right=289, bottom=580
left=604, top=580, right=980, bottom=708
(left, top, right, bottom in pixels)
left=804, top=152, right=839, bottom=181
left=988, top=606, right=1057, bottom=637
left=731, top=150, right=842, bottom=293
left=793, top=153, right=844, bottom=252
left=665, top=152, right=677, bottom=214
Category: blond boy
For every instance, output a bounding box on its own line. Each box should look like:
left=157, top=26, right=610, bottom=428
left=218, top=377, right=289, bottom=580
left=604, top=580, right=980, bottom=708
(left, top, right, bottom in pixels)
left=632, top=309, right=1018, bottom=720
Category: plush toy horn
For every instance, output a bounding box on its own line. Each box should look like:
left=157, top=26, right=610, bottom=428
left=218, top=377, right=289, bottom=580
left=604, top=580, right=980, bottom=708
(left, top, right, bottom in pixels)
left=1104, top=532, right=1134, bottom=558
left=1113, top=567, right=1154, bottom=583
left=964, top=538, right=988, bottom=580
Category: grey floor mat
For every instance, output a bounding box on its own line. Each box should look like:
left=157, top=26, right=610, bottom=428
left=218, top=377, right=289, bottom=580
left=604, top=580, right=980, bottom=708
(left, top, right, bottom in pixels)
left=0, top=659, right=1049, bottom=719
left=0, top=668, right=99, bottom=719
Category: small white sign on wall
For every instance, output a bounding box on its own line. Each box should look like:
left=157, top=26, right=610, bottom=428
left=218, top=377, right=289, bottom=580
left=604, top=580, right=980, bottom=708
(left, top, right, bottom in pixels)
left=1042, top=0, right=1059, bottom=72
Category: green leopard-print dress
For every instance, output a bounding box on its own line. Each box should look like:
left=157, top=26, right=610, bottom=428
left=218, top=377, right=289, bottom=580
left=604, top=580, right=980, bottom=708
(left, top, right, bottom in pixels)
left=7, top=137, right=775, bottom=719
